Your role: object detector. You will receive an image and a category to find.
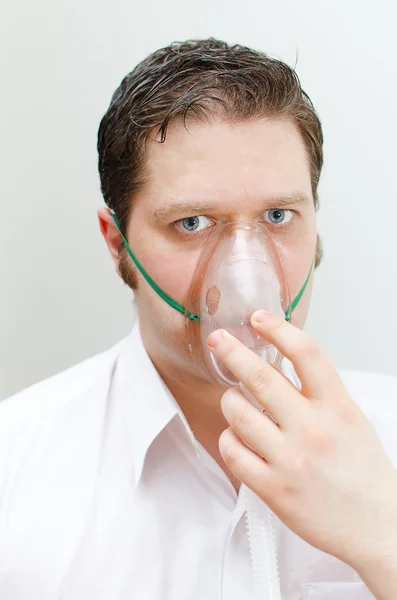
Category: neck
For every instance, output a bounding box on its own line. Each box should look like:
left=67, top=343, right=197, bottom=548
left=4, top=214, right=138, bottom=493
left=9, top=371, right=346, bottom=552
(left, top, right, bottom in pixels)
left=153, top=354, right=227, bottom=439
left=155, top=361, right=241, bottom=493
left=140, top=325, right=241, bottom=493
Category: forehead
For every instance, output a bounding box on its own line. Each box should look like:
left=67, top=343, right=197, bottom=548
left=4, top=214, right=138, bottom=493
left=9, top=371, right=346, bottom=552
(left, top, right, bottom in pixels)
left=141, top=118, right=312, bottom=211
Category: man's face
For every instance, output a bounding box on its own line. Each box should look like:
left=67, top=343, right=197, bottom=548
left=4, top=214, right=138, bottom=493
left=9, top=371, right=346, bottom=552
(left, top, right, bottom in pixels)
left=115, top=118, right=317, bottom=380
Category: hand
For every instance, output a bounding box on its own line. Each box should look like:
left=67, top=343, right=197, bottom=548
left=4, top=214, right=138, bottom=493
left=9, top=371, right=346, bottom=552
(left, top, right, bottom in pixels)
left=207, top=311, right=397, bottom=570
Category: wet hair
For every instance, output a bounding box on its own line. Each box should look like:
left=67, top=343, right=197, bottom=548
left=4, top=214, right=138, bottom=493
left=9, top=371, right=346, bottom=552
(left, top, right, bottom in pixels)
left=98, top=38, right=324, bottom=285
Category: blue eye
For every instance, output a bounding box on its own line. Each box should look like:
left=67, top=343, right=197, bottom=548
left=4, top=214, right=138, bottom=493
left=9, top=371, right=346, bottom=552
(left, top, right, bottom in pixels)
left=182, top=217, right=200, bottom=231
left=264, top=209, right=293, bottom=225
left=178, top=216, right=212, bottom=233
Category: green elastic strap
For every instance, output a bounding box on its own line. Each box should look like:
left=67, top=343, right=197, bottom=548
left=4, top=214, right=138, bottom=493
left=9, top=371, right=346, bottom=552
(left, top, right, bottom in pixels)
left=112, top=213, right=200, bottom=321
left=112, top=212, right=314, bottom=323
left=284, top=256, right=315, bottom=322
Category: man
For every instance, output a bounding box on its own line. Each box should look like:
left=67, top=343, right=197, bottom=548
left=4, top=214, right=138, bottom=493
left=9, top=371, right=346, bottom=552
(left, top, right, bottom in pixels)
left=1, top=38, right=396, bottom=600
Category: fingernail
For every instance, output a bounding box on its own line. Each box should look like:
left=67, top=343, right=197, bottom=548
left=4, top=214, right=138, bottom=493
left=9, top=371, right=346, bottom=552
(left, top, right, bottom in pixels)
left=251, top=310, right=271, bottom=324
left=207, top=329, right=225, bottom=349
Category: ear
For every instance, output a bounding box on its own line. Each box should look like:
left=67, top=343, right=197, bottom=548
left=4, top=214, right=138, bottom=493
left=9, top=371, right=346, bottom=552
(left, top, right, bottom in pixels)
left=314, top=233, right=323, bottom=269
left=97, top=207, right=123, bottom=277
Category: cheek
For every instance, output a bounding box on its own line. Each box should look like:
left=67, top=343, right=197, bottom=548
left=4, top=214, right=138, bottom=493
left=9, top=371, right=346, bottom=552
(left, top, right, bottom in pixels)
left=159, top=255, right=196, bottom=302
left=274, top=225, right=317, bottom=328
left=129, top=226, right=203, bottom=369
left=134, top=230, right=200, bottom=305
left=282, top=246, right=314, bottom=298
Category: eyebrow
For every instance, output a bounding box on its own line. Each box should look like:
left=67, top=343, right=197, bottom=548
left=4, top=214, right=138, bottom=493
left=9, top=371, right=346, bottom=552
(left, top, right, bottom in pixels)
left=152, top=191, right=309, bottom=223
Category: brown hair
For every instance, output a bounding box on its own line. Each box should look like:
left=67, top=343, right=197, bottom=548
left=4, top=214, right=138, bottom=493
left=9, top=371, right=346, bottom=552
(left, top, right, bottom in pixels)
left=97, top=38, right=324, bottom=274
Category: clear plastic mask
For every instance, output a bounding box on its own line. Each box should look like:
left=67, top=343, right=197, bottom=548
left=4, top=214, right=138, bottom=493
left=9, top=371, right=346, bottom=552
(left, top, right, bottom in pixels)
left=111, top=211, right=312, bottom=391
left=184, top=221, right=291, bottom=389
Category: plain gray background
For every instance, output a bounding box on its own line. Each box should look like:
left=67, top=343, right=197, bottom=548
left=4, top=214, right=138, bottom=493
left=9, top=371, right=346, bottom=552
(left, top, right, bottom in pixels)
left=1, top=0, right=396, bottom=401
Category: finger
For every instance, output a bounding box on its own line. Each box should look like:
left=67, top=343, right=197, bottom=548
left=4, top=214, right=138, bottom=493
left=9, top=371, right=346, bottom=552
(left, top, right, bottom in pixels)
left=250, top=310, right=342, bottom=399
left=207, top=329, right=306, bottom=429
left=219, top=428, right=277, bottom=501
left=221, top=386, right=287, bottom=463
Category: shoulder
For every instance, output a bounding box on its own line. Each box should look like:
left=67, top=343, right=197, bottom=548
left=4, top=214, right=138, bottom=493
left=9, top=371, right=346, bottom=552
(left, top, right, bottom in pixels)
left=0, top=338, right=125, bottom=426
left=0, top=337, right=130, bottom=580
left=0, top=338, right=126, bottom=488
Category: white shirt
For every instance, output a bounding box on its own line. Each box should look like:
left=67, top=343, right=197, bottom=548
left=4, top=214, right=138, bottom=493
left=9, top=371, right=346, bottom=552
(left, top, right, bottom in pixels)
left=1, top=319, right=396, bottom=600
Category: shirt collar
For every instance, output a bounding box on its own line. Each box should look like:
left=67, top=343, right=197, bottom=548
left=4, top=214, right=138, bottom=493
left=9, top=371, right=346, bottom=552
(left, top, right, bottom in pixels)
left=115, top=319, right=201, bottom=487
left=115, top=319, right=301, bottom=487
